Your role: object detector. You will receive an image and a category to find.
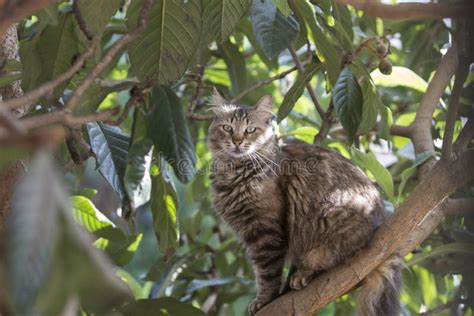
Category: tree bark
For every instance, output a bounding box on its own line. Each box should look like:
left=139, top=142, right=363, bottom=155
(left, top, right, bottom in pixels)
left=0, top=25, right=25, bottom=234
left=258, top=150, right=474, bottom=316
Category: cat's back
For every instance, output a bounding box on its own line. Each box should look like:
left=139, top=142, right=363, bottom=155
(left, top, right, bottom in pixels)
left=279, top=139, right=370, bottom=186
left=279, top=140, right=384, bottom=220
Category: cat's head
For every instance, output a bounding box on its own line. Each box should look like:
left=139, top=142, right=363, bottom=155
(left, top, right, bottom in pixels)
left=208, top=88, right=276, bottom=159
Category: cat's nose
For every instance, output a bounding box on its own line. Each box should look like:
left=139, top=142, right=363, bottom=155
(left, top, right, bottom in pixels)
left=232, top=139, right=243, bottom=146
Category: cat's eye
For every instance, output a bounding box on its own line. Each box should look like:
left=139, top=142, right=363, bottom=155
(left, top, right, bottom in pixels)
left=222, top=124, right=233, bottom=132
left=246, top=126, right=256, bottom=134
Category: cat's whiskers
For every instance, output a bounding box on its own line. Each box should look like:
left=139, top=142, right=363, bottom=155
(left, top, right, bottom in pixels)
left=253, top=152, right=278, bottom=177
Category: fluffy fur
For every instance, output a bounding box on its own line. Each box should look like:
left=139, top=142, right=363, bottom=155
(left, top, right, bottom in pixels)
left=208, top=89, right=401, bottom=315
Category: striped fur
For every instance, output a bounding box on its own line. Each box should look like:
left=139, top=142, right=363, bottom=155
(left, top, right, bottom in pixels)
left=208, top=91, right=401, bottom=315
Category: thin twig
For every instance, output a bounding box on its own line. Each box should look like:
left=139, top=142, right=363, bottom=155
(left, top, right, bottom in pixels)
left=454, top=113, right=474, bottom=152
left=72, top=0, right=94, bottom=40
left=106, top=87, right=144, bottom=126
left=288, top=44, right=325, bottom=118
left=229, top=65, right=300, bottom=104
left=1, top=36, right=100, bottom=111
left=314, top=102, right=334, bottom=144
left=64, top=0, right=155, bottom=112
left=15, top=107, right=120, bottom=132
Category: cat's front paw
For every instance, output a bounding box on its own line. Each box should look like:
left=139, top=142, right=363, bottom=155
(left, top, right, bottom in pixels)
left=248, top=298, right=269, bottom=315
left=289, top=270, right=314, bottom=290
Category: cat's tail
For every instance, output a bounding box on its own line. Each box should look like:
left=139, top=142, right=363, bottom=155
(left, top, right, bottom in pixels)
left=358, top=254, right=402, bottom=316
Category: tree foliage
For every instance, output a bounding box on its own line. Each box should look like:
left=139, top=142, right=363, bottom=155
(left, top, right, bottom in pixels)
left=0, top=0, right=473, bottom=315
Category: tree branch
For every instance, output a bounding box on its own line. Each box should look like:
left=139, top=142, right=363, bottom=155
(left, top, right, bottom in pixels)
left=1, top=36, right=100, bottom=111
left=411, top=45, right=458, bottom=174
left=229, top=65, right=300, bottom=104
left=258, top=149, right=474, bottom=316
left=454, top=113, right=474, bottom=152
left=72, top=0, right=94, bottom=40
left=63, top=0, right=155, bottom=112
left=390, top=124, right=412, bottom=138
left=288, top=44, right=325, bottom=119
left=335, top=0, right=473, bottom=21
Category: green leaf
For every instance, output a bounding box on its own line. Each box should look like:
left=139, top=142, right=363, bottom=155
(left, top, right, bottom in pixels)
left=219, top=40, right=247, bottom=94
left=350, top=147, right=395, bottom=203
left=5, top=152, right=60, bottom=314
left=407, top=243, right=474, bottom=267
left=287, top=126, right=319, bottom=144
left=273, top=0, right=291, bottom=16
left=294, top=0, right=341, bottom=85
left=86, top=122, right=130, bottom=199
left=379, top=103, right=393, bottom=140
left=71, top=195, right=111, bottom=233
left=331, top=2, right=353, bottom=48
left=119, top=298, right=205, bottom=316
left=250, top=0, right=299, bottom=60
left=127, top=0, right=202, bottom=84
left=150, top=157, right=180, bottom=260
left=332, top=66, right=363, bottom=143
left=36, top=5, right=58, bottom=26
left=0, top=72, right=21, bottom=87
left=371, top=66, right=428, bottom=92
left=277, top=63, right=323, bottom=122
left=124, top=110, right=153, bottom=208
left=20, top=13, right=79, bottom=94
left=203, top=0, right=251, bottom=43
left=396, top=150, right=434, bottom=204
left=147, top=85, right=196, bottom=183
left=77, top=0, right=121, bottom=34
left=357, top=75, right=379, bottom=134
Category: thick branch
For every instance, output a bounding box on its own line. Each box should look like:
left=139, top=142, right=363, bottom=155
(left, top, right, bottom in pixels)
left=0, top=0, right=59, bottom=38
left=390, top=124, right=412, bottom=138
left=335, top=0, right=473, bottom=21
left=258, top=149, right=474, bottom=316
left=411, top=45, right=458, bottom=174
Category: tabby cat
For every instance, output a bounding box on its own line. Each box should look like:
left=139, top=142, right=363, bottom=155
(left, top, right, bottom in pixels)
left=208, top=89, right=401, bottom=315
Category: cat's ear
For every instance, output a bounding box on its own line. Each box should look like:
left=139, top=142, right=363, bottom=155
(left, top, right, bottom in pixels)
left=209, top=87, right=227, bottom=107
left=254, top=94, right=273, bottom=112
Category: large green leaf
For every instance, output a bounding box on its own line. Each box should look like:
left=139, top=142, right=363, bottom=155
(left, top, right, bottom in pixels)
left=250, top=0, right=299, bottom=60
left=150, top=157, right=180, bottom=260
left=219, top=40, right=247, bottom=94
left=78, top=0, right=121, bottom=34
left=71, top=195, right=111, bottom=233
left=20, top=12, right=79, bottom=94
left=124, top=110, right=153, bottom=209
left=277, top=63, right=323, bottom=122
left=332, top=66, right=363, bottom=143
left=293, top=0, right=341, bottom=86
left=5, top=152, right=60, bottom=314
left=127, top=0, right=202, bottom=84
left=147, top=85, right=196, bottom=183
left=86, top=122, right=130, bottom=199
left=273, top=0, right=291, bottom=16
left=350, top=148, right=395, bottom=204
left=203, top=0, right=251, bottom=43
left=119, top=297, right=205, bottom=316
left=71, top=195, right=143, bottom=266
left=370, top=66, right=428, bottom=92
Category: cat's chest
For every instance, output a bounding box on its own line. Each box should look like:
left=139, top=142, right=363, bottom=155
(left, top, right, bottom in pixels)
left=211, top=172, right=279, bottom=215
